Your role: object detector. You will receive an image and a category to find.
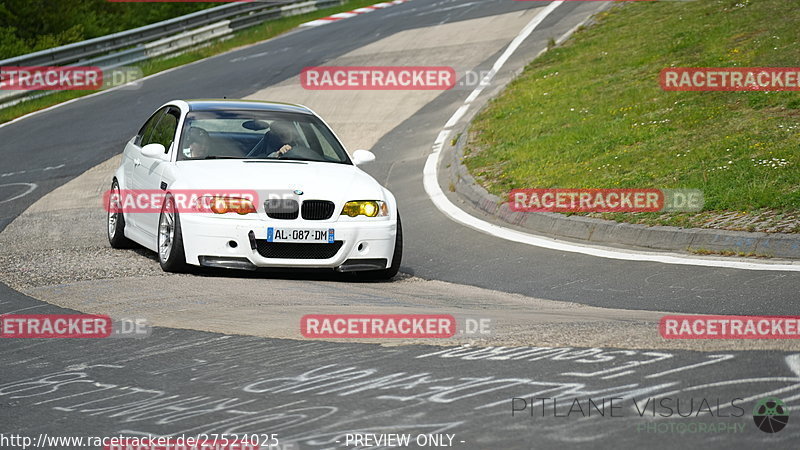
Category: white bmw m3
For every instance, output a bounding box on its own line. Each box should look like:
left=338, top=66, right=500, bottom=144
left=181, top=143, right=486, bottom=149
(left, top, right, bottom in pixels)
left=107, top=100, right=402, bottom=279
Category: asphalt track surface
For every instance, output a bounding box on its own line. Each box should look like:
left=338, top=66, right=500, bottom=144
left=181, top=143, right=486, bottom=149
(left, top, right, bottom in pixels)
left=1, top=0, right=799, bottom=448
left=2, top=285, right=800, bottom=449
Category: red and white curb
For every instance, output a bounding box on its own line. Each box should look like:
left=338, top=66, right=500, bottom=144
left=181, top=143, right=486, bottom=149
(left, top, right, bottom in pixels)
left=302, top=0, right=410, bottom=27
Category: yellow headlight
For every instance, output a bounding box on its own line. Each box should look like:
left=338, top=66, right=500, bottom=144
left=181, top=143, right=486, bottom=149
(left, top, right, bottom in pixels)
left=361, top=202, right=378, bottom=217
left=341, top=201, right=387, bottom=218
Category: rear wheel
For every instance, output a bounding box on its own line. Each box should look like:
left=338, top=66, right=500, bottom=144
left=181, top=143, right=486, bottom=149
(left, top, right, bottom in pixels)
left=107, top=180, right=135, bottom=248
left=359, top=215, right=403, bottom=280
left=158, top=195, right=189, bottom=273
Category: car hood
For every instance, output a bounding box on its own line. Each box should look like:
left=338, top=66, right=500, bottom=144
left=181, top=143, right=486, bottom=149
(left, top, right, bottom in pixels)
left=170, top=160, right=386, bottom=201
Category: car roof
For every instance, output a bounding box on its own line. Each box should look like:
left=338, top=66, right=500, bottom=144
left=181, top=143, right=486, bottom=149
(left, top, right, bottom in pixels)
left=185, top=99, right=313, bottom=115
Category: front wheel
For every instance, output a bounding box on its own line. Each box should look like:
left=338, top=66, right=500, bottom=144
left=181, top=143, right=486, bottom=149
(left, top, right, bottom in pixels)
left=359, top=215, right=403, bottom=280
left=158, top=195, right=189, bottom=273
left=107, top=180, right=135, bottom=249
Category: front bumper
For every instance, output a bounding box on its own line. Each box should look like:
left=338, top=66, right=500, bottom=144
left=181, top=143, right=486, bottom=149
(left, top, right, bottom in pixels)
left=179, top=213, right=397, bottom=271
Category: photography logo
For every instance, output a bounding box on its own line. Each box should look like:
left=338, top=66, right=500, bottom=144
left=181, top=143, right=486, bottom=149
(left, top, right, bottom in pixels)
left=752, top=397, right=790, bottom=433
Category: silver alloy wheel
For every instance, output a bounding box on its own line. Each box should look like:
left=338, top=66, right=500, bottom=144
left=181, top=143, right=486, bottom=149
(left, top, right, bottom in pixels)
left=158, top=198, right=175, bottom=262
left=108, top=183, right=120, bottom=238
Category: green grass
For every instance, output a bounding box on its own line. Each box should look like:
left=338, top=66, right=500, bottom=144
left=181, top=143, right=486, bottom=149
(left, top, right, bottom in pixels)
left=463, top=0, right=800, bottom=231
left=688, top=247, right=770, bottom=259
left=0, top=0, right=380, bottom=124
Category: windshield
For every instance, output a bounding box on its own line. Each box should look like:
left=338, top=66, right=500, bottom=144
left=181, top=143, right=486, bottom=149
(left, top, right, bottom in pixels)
left=177, top=110, right=351, bottom=164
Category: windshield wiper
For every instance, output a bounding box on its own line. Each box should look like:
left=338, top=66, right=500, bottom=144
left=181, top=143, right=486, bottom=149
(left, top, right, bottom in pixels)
left=202, top=155, right=242, bottom=160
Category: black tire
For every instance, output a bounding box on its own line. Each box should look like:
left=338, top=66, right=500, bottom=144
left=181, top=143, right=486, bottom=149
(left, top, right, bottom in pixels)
left=157, top=195, right=189, bottom=273
left=107, top=180, right=136, bottom=249
left=359, top=214, right=403, bottom=280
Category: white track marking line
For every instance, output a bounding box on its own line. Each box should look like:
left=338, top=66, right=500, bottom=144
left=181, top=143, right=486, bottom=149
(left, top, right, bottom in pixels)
left=423, top=2, right=800, bottom=272
left=788, top=354, right=800, bottom=378
left=303, top=19, right=338, bottom=26
left=0, top=182, right=37, bottom=203
left=329, top=12, right=359, bottom=19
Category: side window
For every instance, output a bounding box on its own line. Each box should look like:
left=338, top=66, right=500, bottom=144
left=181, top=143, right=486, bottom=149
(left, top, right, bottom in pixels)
left=146, top=108, right=180, bottom=152
left=136, top=108, right=166, bottom=146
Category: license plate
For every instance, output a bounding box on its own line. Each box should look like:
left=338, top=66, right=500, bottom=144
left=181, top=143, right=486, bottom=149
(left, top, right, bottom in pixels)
left=267, top=228, right=335, bottom=243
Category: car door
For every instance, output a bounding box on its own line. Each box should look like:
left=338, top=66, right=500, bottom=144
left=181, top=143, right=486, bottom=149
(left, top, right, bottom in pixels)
left=131, top=106, right=181, bottom=237
left=122, top=107, right=166, bottom=231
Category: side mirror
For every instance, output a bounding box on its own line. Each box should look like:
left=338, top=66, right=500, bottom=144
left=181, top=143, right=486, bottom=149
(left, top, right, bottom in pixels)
left=141, top=143, right=167, bottom=158
left=352, top=149, right=376, bottom=166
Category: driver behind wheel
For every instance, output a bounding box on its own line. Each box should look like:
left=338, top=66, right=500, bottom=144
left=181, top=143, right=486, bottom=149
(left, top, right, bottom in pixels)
left=266, top=121, right=297, bottom=158
left=184, top=127, right=211, bottom=159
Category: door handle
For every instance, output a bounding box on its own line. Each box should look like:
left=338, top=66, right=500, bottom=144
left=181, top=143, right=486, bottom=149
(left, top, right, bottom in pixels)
left=133, top=158, right=141, bottom=167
